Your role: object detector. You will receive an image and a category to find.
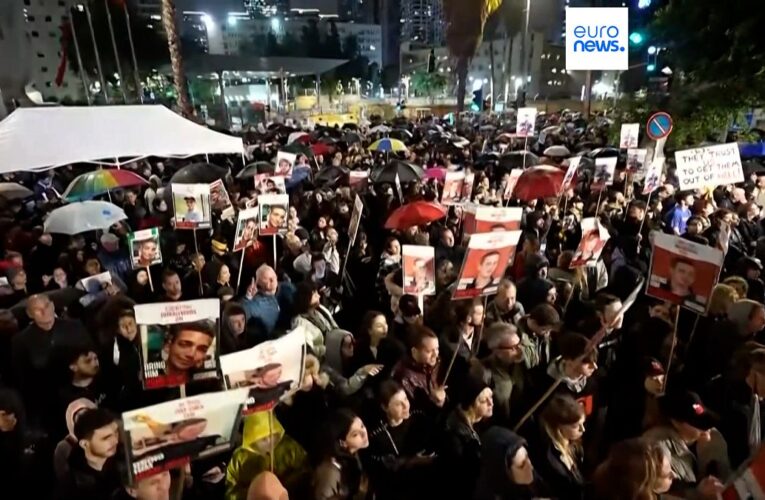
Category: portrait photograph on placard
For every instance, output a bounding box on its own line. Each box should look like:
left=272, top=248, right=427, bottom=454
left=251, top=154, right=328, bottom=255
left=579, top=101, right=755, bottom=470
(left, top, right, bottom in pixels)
left=233, top=207, right=260, bottom=252
left=128, top=227, right=163, bottom=269
left=172, top=183, right=212, bottom=230
left=570, top=217, right=610, bottom=268
left=465, top=206, right=523, bottom=236
left=122, top=389, right=246, bottom=482
left=220, top=328, right=306, bottom=415
left=646, top=233, right=724, bottom=314
left=643, top=157, right=665, bottom=195
left=349, top=170, right=370, bottom=191
left=626, top=148, right=647, bottom=173
left=561, top=156, right=581, bottom=193
left=209, top=179, right=233, bottom=212
left=402, top=245, right=436, bottom=296
left=502, top=169, right=523, bottom=200
left=254, top=174, right=287, bottom=194
left=258, top=194, right=289, bottom=236
left=462, top=172, right=476, bottom=202
left=275, top=151, right=297, bottom=177
left=441, top=171, right=466, bottom=205
left=592, top=157, right=617, bottom=189
left=516, top=107, right=537, bottom=137
left=619, top=123, right=639, bottom=149
left=453, top=230, right=522, bottom=300
left=135, top=299, right=220, bottom=389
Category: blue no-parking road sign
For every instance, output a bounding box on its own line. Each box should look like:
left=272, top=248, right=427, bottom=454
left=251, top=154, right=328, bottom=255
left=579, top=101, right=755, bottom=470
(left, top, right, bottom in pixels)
left=646, top=112, right=673, bottom=140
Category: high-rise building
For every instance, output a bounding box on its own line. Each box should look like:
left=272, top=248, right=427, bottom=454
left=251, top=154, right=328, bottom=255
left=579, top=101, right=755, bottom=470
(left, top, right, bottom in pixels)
left=244, top=0, right=288, bottom=17
left=339, top=0, right=377, bottom=22
left=400, top=0, right=443, bottom=46
left=379, top=0, right=400, bottom=67
left=289, top=0, right=339, bottom=17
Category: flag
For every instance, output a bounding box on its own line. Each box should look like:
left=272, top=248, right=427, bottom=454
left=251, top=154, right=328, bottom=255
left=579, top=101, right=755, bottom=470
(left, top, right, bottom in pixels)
left=55, top=22, right=71, bottom=87
left=722, top=446, right=765, bottom=499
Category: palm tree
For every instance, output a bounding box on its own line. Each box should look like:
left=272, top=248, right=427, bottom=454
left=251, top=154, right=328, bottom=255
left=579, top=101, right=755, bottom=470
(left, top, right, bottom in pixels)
left=161, top=0, right=193, bottom=117
left=443, top=0, right=503, bottom=119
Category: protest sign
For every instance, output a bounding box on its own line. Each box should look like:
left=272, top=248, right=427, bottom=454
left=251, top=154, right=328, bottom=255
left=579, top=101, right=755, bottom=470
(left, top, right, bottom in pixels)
left=646, top=233, right=724, bottom=314
left=128, top=228, right=162, bottom=269
left=402, top=245, right=436, bottom=296
left=233, top=207, right=260, bottom=252
left=721, top=445, right=765, bottom=500
left=258, top=194, right=289, bottom=236
left=453, top=230, right=522, bottom=300
left=172, top=183, right=211, bottom=230
left=626, top=148, right=647, bottom=173
left=561, top=156, right=581, bottom=193
left=620, top=123, right=639, bottom=149
left=441, top=171, right=466, bottom=205
left=254, top=174, right=286, bottom=194
left=349, top=170, right=370, bottom=191
left=275, top=151, right=296, bottom=177
left=642, top=157, right=665, bottom=195
left=516, top=107, right=537, bottom=137
left=462, top=172, right=476, bottom=202
left=135, top=299, right=220, bottom=389
left=593, top=158, right=617, bottom=187
left=209, top=179, right=234, bottom=217
left=570, top=217, right=610, bottom=268
left=675, top=142, right=744, bottom=190
left=122, top=389, right=246, bottom=481
left=220, top=328, right=306, bottom=415
left=77, top=271, right=113, bottom=294
left=342, top=194, right=365, bottom=277
left=464, top=206, right=523, bottom=237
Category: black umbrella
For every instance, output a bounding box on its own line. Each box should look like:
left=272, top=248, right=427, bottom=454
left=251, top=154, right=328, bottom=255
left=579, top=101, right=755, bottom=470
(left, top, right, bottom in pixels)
left=342, top=123, right=359, bottom=130
left=743, top=160, right=765, bottom=176
left=390, top=129, right=414, bottom=143
left=170, top=162, right=229, bottom=184
left=371, top=160, right=424, bottom=184
left=343, top=131, right=362, bottom=144
left=499, top=151, right=540, bottom=170
left=315, top=165, right=350, bottom=187
left=281, top=142, right=314, bottom=158
left=318, top=136, right=339, bottom=145
left=587, top=147, right=620, bottom=159
left=237, top=161, right=275, bottom=179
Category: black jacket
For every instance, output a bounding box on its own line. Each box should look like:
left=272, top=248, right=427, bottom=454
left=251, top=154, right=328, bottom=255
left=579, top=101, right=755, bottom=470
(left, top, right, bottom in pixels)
left=436, top=410, right=482, bottom=499
left=527, top=430, right=584, bottom=500
left=56, top=447, right=121, bottom=500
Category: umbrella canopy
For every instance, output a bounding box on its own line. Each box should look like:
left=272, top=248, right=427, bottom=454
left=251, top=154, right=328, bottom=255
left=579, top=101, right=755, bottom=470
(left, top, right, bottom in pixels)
left=451, top=136, right=471, bottom=148
left=424, top=167, right=447, bottom=180
left=311, top=143, right=334, bottom=156
left=513, top=166, right=566, bottom=201
left=368, top=138, right=408, bottom=153
left=287, top=131, right=310, bottom=144
left=343, top=131, right=362, bottom=144
left=371, top=160, right=423, bottom=184
left=44, top=201, right=127, bottom=234
left=0, top=182, right=33, bottom=200
left=62, top=169, right=148, bottom=201
left=499, top=151, right=541, bottom=169
left=390, top=129, right=414, bottom=142
left=170, top=162, right=228, bottom=184
left=281, top=142, right=314, bottom=158
left=314, top=165, right=350, bottom=187
left=370, top=124, right=392, bottom=134
left=385, top=201, right=447, bottom=230
left=543, top=145, right=571, bottom=158
left=587, top=147, right=620, bottom=159
left=237, top=161, right=274, bottom=179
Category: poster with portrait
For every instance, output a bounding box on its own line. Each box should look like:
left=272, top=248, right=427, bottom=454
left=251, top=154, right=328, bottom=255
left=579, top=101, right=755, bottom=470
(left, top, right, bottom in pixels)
left=275, top=151, right=296, bottom=177
left=646, top=233, right=724, bottom=314
left=502, top=169, right=524, bottom=201
left=220, top=328, right=306, bottom=415
left=453, top=230, right=522, bottom=300
left=258, top=194, right=289, bottom=236
left=209, top=179, right=233, bottom=214
left=593, top=157, right=617, bottom=189
left=254, top=174, right=287, bottom=195
left=233, top=208, right=260, bottom=252
left=402, top=245, right=436, bottom=296
left=122, top=388, right=247, bottom=482
left=172, top=183, right=211, bottom=230
left=463, top=206, right=523, bottom=238
left=462, top=172, right=476, bottom=202
left=135, top=299, right=220, bottom=389
left=516, top=107, right=537, bottom=138
left=561, top=156, right=581, bottom=193
left=349, top=170, right=370, bottom=191
left=642, top=157, right=665, bottom=195
left=441, top=171, right=466, bottom=205
left=620, top=123, right=640, bottom=149
left=128, top=228, right=163, bottom=269
left=77, top=271, right=113, bottom=294
left=569, top=217, right=610, bottom=268
left=626, top=148, right=648, bottom=173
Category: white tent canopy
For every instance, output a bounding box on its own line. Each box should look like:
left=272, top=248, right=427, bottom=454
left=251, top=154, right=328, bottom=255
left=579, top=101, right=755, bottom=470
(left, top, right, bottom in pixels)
left=0, top=105, right=244, bottom=173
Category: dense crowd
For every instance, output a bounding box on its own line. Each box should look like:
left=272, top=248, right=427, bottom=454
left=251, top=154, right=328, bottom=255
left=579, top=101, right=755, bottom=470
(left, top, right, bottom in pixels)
left=0, top=108, right=763, bottom=500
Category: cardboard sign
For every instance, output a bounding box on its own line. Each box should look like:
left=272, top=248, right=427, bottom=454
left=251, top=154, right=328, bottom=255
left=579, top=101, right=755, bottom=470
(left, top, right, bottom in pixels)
left=463, top=206, right=523, bottom=237
left=172, top=183, right=212, bottom=230
left=646, top=233, right=724, bottom=314
left=349, top=170, right=369, bottom=191
left=620, top=123, right=639, bottom=149
left=516, top=107, right=537, bottom=138
left=128, top=228, right=163, bottom=269
left=675, top=143, right=744, bottom=190
left=593, top=157, right=617, bottom=187
left=626, top=148, right=647, bottom=173
left=570, top=217, right=610, bottom=268
left=258, top=194, right=289, bottom=236
left=135, top=299, right=220, bottom=389
left=402, top=245, right=436, bottom=296
left=642, top=157, right=665, bottom=195
left=462, top=172, right=476, bottom=202
left=220, top=328, right=306, bottom=414
left=453, top=230, right=522, bottom=300
left=561, top=156, right=581, bottom=193
left=441, top=171, right=466, bottom=205
left=233, top=207, right=260, bottom=252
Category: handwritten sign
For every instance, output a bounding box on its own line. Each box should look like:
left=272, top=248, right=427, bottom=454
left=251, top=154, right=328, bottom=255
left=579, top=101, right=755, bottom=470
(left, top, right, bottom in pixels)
left=674, top=143, right=743, bottom=190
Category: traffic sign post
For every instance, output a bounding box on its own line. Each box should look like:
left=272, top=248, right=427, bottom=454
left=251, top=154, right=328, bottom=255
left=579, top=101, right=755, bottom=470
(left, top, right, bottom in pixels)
left=646, top=112, right=673, bottom=141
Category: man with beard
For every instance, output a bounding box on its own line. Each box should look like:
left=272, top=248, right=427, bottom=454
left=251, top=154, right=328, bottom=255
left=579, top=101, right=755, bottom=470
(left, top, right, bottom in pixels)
left=485, top=279, right=525, bottom=327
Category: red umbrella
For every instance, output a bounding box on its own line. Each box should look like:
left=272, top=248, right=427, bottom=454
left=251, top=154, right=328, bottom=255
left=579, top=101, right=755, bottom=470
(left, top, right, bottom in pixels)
left=513, top=165, right=566, bottom=201
left=385, top=201, right=447, bottom=230
left=311, top=142, right=333, bottom=156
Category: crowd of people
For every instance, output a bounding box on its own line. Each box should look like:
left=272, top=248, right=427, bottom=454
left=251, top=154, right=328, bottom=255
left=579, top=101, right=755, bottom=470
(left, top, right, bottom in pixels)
left=0, top=107, right=763, bottom=500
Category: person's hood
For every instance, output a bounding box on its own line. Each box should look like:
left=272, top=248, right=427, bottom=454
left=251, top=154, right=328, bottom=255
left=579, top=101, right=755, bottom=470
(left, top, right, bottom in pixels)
left=728, top=299, right=760, bottom=336
left=479, top=426, right=528, bottom=494
left=325, top=328, right=352, bottom=373
left=66, top=398, right=97, bottom=439
left=547, top=356, right=588, bottom=393
left=242, top=412, right=285, bottom=455
left=518, top=277, right=554, bottom=311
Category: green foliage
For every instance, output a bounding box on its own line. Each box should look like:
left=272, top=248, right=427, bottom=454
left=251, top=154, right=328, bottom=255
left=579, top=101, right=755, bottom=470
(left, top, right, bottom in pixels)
left=410, top=71, right=448, bottom=97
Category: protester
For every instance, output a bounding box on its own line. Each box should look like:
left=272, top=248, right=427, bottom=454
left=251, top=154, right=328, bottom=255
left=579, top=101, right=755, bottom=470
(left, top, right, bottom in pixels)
left=313, top=409, right=369, bottom=500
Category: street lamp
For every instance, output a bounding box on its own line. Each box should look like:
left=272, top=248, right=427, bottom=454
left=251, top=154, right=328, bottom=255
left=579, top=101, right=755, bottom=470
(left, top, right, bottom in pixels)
left=201, top=13, right=214, bottom=30
left=647, top=46, right=657, bottom=55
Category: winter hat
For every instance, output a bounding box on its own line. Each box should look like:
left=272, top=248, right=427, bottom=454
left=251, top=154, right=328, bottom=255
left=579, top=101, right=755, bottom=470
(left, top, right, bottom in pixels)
left=659, top=389, right=718, bottom=431
left=66, top=398, right=97, bottom=439
left=458, top=374, right=490, bottom=411
left=398, top=294, right=421, bottom=318
left=727, top=299, right=763, bottom=336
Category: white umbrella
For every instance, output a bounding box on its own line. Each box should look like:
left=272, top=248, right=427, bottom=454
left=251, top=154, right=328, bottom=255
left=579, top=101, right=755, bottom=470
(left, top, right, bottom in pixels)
left=287, top=131, right=309, bottom=144
left=0, top=182, right=33, bottom=200
left=370, top=124, right=391, bottom=133
left=44, top=201, right=127, bottom=235
left=451, top=136, right=471, bottom=148
left=544, top=145, right=571, bottom=157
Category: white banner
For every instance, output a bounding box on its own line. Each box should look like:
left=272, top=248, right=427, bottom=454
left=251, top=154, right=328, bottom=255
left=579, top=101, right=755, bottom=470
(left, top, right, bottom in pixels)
left=674, top=143, right=744, bottom=190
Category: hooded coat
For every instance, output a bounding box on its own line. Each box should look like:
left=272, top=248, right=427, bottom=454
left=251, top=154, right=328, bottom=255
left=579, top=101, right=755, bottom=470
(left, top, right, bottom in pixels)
left=225, top=412, right=310, bottom=500
left=473, top=427, right=541, bottom=500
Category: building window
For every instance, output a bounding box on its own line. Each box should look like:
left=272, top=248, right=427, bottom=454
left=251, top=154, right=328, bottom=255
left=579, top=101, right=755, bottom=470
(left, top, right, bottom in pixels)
left=45, top=15, right=52, bottom=22
left=31, top=31, right=39, bottom=37
left=41, top=66, right=48, bottom=72
left=36, top=52, right=44, bottom=58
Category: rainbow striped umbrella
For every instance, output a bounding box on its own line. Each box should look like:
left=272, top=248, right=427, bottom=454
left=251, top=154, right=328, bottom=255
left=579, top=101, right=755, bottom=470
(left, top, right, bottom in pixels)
left=368, top=138, right=408, bottom=153
left=63, top=169, right=149, bottom=201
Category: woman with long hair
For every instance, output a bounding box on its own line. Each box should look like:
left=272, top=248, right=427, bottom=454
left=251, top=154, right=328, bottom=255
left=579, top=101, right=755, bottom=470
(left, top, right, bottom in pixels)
left=350, top=311, right=404, bottom=378
left=292, top=281, right=338, bottom=360
left=592, top=438, right=673, bottom=500
left=313, top=409, right=370, bottom=500
left=531, top=394, right=586, bottom=500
